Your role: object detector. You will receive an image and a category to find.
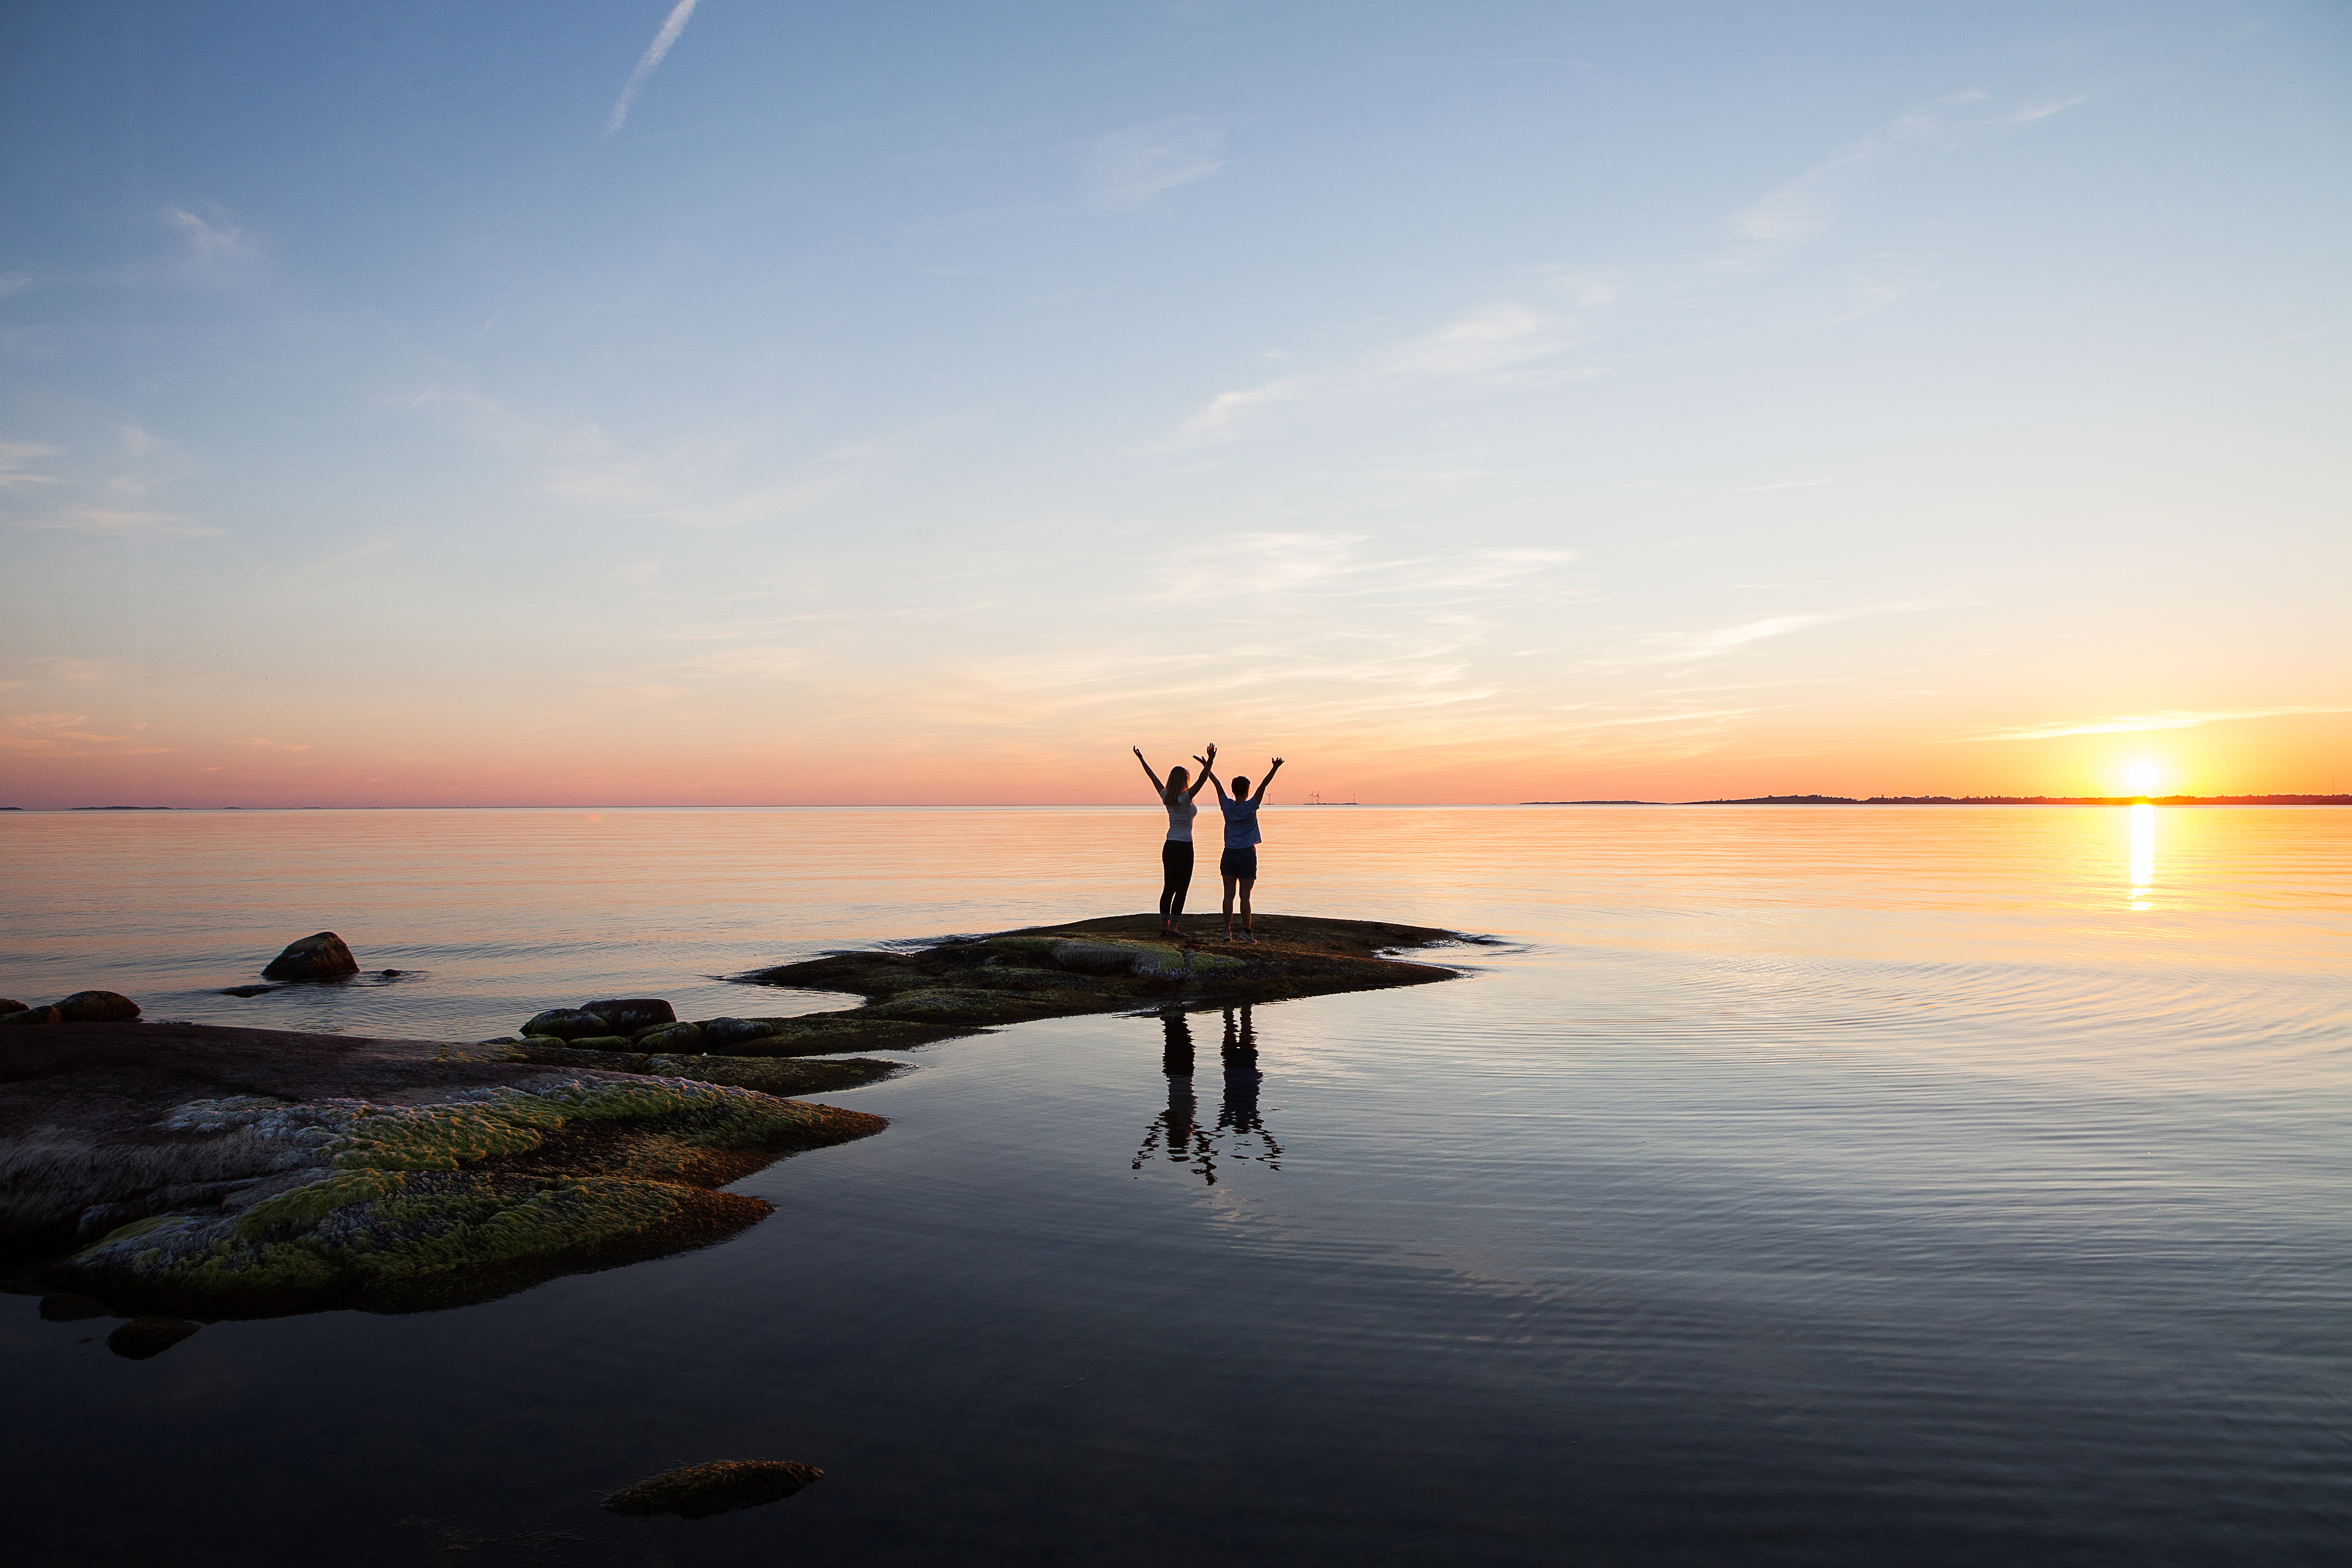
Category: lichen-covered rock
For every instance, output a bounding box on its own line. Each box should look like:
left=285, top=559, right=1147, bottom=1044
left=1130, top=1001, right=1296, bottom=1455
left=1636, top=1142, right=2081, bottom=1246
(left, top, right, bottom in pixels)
left=520, top=1007, right=614, bottom=1041
left=262, top=931, right=360, bottom=980
left=604, top=1460, right=822, bottom=1519
left=54, top=990, right=141, bottom=1023
left=1, top=1005, right=61, bottom=1026
left=1051, top=941, right=1140, bottom=976
left=566, top=1035, right=637, bottom=1051
left=636, top=1021, right=704, bottom=1051
left=700, top=1017, right=777, bottom=1048
left=584, top=998, right=674, bottom=1033
left=46, top=1075, right=886, bottom=1316
left=108, top=1318, right=200, bottom=1360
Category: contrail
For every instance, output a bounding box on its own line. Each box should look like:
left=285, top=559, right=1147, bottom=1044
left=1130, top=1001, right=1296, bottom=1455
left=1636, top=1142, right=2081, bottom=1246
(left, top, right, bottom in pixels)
left=605, top=0, right=700, bottom=137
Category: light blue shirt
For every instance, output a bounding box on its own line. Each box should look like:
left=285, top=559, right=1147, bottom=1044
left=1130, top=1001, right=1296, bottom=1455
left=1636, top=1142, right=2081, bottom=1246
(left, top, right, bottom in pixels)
left=1219, top=797, right=1263, bottom=848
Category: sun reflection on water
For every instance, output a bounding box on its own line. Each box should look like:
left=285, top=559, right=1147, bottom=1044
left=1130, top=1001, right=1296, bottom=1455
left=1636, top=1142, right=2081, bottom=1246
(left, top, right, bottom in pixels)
left=2128, top=803, right=2156, bottom=909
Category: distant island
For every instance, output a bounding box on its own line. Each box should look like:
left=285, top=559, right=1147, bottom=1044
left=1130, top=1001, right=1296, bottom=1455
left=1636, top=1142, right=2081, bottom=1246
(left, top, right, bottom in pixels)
left=1524, top=795, right=2352, bottom=807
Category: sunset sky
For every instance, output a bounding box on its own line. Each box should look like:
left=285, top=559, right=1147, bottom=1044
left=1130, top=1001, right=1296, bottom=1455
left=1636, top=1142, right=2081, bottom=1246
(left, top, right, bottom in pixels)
left=3, top=1, right=2347, bottom=807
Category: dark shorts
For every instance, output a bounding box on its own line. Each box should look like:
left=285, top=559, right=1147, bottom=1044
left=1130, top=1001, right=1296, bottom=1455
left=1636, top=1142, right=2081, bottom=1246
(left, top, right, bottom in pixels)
left=1219, top=846, right=1258, bottom=881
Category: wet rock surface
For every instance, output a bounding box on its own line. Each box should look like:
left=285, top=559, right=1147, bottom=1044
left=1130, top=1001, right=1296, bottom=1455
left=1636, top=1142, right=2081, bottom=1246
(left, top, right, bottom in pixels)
left=262, top=931, right=360, bottom=980
left=729, top=912, right=1464, bottom=1054
left=603, top=1459, right=823, bottom=1518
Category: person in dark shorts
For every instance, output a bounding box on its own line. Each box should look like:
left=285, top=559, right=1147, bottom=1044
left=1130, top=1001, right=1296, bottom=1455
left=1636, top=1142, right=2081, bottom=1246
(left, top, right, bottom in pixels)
left=1196, top=753, right=1282, bottom=941
left=1133, top=742, right=1215, bottom=937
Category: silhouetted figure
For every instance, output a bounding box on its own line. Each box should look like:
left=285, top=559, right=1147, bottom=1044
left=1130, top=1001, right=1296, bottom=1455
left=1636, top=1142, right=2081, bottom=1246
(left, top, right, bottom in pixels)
left=1134, top=1008, right=1213, bottom=1176
left=1133, top=1005, right=1281, bottom=1182
left=1216, top=1004, right=1282, bottom=1168
left=1133, top=743, right=1215, bottom=937
left=1195, top=753, right=1283, bottom=941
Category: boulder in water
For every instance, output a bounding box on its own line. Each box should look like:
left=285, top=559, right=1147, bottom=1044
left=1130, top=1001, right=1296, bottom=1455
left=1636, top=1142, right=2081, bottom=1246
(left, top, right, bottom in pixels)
left=520, top=1007, right=617, bottom=1041
left=54, top=991, right=141, bottom=1023
left=0, top=999, right=24, bottom=1015
left=108, top=1318, right=200, bottom=1360
left=262, top=931, right=360, bottom=980
left=0, top=1006, right=61, bottom=1027
left=637, top=1021, right=705, bottom=1051
left=603, top=1459, right=822, bottom=1519
left=582, top=998, right=676, bottom=1033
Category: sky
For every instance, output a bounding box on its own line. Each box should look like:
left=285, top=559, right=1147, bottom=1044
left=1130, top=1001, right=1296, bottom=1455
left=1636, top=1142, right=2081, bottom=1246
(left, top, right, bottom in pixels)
left=2, top=0, right=2347, bottom=807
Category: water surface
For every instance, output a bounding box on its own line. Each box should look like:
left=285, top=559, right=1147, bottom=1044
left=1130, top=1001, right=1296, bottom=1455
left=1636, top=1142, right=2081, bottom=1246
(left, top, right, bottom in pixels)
left=3, top=805, right=2347, bottom=1564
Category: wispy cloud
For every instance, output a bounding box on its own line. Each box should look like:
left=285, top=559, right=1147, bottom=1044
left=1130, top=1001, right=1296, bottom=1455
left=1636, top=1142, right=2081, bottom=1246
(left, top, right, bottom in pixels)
left=19, top=504, right=219, bottom=538
left=1172, top=303, right=1581, bottom=445
left=1085, top=117, right=1227, bottom=212
left=0, top=442, right=64, bottom=489
left=606, top=0, right=701, bottom=137
left=244, top=736, right=311, bottom=753
left=1956, top=706, right=2352, bottom=743
left=0, top=712, right=169, bottom=757
left=164, top=206, right=254, bottom=262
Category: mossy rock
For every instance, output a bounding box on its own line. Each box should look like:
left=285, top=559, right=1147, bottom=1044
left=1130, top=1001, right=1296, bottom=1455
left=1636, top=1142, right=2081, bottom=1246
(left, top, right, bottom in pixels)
left=46, top=1075, right=888, bottom=1317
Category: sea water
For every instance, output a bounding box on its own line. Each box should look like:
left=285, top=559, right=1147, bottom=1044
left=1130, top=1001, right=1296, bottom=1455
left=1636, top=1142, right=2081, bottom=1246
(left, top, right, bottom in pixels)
left=2, top=805, right=2347, bottom=1565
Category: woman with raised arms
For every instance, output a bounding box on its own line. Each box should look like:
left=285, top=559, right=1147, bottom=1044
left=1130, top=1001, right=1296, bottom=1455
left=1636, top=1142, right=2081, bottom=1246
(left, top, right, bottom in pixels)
left=1133, top=742, right=1215, bottom=938
left=1196, top=753, right=1283, bottom=943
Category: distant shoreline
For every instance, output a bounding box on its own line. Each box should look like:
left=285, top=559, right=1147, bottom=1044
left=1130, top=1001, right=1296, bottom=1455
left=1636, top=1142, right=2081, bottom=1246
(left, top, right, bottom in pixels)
left=1524, top=795, right=2352, bottom=807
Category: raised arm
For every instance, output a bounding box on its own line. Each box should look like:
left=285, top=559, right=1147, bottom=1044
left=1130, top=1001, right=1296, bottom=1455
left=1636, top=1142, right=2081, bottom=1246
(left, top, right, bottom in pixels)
left=1194, top=753, right=1229, bottom=802
left=1251, top=757, right=1284, bottom=803
left=1132, top=746, right=1168, bottom=799
left=1184, top=742, right=1218, bottom=799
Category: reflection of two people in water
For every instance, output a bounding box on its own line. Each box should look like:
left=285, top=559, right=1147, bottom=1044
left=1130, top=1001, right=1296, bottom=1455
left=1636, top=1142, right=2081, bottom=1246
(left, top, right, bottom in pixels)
left=1133, top=1003, right=1283, bottom=1184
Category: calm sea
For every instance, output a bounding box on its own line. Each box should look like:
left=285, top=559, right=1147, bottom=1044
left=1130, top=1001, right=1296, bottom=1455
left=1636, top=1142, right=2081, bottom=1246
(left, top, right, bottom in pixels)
left=3, top=805, right=2348, bottom=1565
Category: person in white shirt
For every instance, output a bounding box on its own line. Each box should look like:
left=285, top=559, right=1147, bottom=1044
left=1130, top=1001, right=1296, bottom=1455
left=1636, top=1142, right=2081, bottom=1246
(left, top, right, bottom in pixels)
left=1133, top=743, right=1215, bottom=937
left=1196, top=754, right=1283, bottom=942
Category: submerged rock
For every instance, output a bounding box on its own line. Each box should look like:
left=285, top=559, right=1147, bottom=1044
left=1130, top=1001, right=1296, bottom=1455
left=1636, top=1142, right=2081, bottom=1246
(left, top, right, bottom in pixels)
left=108, top=1318, right=200, bottom=1360
left=603, top=1460, right=823, bottom=1519
left=39, top=1293, right=110, bottom=1321
left=263, top=931, right=360, bottom=980
left=583, top=998, right=674, bottom=1033
left=54, top=990, right=141, bottom=1023
left=520, top=1007, right=615, bottom=1041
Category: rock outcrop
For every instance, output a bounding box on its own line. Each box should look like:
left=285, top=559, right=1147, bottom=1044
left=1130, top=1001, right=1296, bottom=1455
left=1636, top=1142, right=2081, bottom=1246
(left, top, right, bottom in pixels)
left=53, top=991, right=141, bottom=1023
left=262, top=931, right=360, bottom=981
left=1, top=1021, right=888, bottom=1318
left=603, top=1460, right=823, bottom=1518
left=721, top=913, right=1464, bottom=1055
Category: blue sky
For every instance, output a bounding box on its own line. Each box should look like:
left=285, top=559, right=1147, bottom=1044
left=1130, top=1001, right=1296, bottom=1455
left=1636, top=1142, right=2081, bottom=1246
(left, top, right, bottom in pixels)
left=3, top=1, right=2347, bottom=804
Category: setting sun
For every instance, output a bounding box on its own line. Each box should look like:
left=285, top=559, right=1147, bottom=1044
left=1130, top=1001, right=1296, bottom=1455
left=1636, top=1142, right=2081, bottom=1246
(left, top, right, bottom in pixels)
left=2124, top=760, right=2165, bottom=795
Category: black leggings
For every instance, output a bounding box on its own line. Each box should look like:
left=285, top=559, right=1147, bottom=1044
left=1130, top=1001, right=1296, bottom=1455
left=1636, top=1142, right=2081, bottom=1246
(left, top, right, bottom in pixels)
left=1159, top=840, right=1195, bottom=923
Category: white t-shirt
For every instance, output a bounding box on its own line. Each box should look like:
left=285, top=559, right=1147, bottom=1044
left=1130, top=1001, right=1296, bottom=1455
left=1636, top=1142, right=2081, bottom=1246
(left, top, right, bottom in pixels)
left=1220, top=797, right=1263, bottom=848
left=1165, top=795, right=1197, bottom=842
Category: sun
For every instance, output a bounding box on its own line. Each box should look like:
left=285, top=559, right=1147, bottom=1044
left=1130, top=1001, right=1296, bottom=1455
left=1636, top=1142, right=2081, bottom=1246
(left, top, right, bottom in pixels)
left=2124, top=759, right=2164, bottom=795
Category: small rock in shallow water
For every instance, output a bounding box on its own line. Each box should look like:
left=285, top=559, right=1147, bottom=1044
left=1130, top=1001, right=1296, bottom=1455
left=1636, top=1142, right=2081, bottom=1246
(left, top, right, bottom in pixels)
left=262, top=931, right=360, bottom=980
left=603, top=1460, right=823, bottom=1519
left=520, top=1006, right=618, bottom=1041
left=0, top=1005, right=62, bottom=1026
left=217, top=984, right=277, bottom=998
left=583, top=997, right=676, bottom=1032
left=108, top=1318, right=200, bottom=1360
left=39, top=1293, right=110, bottom=1322
left=53, top=990, right=141, bottom=1022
